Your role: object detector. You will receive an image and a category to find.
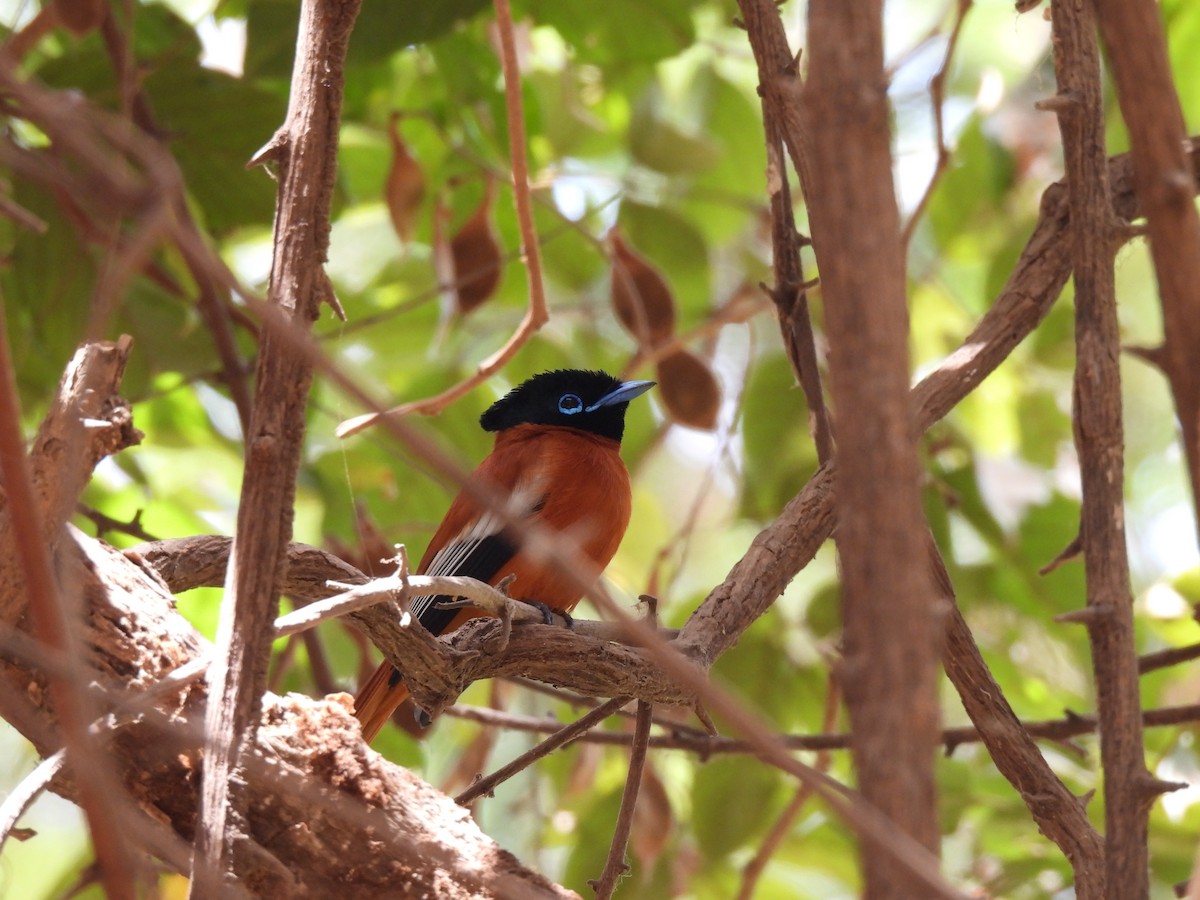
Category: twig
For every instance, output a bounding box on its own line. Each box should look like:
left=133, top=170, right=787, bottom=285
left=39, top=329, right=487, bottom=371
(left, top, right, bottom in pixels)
left=76, top=504, right=158, bottom=542
left=0, top=751, right=65, bottom=856
left=1139, top=642, right=1200, bottom=674
left=441, top=701, right=1200, bottom=755
left=499, top=677, right=713, bottom=736
left=737, top=0, right=831, bottom=461
left=456, top=696, right=631, bottom=805
left=335, top=0, right=548, bottom=436
left=590, top=699, right=653, bottom=899
left=900, top=0, right=972, bottom=249
left=763, top=92, right=832, bottom=462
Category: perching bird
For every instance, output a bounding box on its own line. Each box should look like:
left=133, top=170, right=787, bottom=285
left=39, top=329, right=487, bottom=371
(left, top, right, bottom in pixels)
left=354, top=369, right=654, bottom=742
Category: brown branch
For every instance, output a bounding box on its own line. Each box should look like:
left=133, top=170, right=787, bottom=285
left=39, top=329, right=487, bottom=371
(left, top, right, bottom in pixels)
left=736, top=0, right=830, bottom=463
left=456, top=696, right=630, bottom=805
left=0, top=326, right=138, bottom=896
left=128, top=535, right=690, bottom=709
left=335, top=0, right=548, bottom=436
left=191, top=0, right=361, bottom=892
left=931, top=536, right=1105, bottom=896
left=736, top=0, right=812, bottom=198
left=76, top=504, right=158, bottom=543
left=590, top=700, right=653, bottom=899
left=764, top=101, right=832, bottom=463
left=1092, top=0, right=1200, bottom=545
left=1049, top=2, right=1146, bottom=896
left=445, top=701, right=1200, bottom=756
left=803, top=5, right=943, bottom=894
left=899, top=0, right=972, bottom=249
left=1139, top=642, right=1200, bottom=675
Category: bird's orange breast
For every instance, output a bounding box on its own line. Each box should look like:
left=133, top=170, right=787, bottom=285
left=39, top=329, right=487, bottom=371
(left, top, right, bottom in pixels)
left=419, top=423, right=632, bottom=612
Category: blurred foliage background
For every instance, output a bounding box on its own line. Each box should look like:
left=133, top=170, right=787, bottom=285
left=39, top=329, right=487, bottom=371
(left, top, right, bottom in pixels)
left=1, top=0, right=1199, bottom=896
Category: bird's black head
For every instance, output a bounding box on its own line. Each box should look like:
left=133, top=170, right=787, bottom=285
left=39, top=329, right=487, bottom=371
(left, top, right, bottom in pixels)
left=480, top=369, right=654, bottom=443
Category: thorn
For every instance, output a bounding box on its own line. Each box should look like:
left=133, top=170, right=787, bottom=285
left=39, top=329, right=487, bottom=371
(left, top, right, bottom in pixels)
left=1124, top=343, right=1168, bottom=371
left=693, top=702, right=718, bottom=736
left=1039, top=533, right=1082, bottom=574
left=1076, top=788, right=1095, bottom=812
left=323, top=277, right=347, bottom=322
left=1035, top=92, right=1078, bottom=114
left=731, top=16, right=746, bottom=30
left=1052, top=738, right=1088, bottom=760
left=1054, top=605, right=1108, bottom=626
left=247, top=129, right=286, bottom=170
left=1140, top=773, right=1187, bottom=798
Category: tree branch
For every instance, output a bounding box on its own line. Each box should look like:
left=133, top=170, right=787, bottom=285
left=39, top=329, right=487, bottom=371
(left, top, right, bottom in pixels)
left=192, top=0, right=361, bottom=892
left=1091, top=0, right=1200, bottom=545
left=1048, top=1, right=1146, bottom=895
left=803, top=2, right=942, bottom=892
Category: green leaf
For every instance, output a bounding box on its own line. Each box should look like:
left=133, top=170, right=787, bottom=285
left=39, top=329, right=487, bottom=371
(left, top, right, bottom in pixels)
left=144, top=64, right=283, bottom=234
left=692, top=755, right=786, bottom=859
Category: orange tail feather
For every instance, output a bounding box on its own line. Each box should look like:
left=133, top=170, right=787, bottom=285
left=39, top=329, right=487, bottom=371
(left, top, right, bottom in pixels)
left=353, top=662, right=410, bottom=742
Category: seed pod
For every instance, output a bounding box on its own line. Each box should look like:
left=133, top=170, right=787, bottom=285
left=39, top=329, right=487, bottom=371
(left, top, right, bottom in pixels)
left=385, top=115, right=425, bottom=244
left=449, top=181, right=501, bottom=315
left=609, top=229, right=676, bottom=347
left=656, top=347, right=720, bottom=431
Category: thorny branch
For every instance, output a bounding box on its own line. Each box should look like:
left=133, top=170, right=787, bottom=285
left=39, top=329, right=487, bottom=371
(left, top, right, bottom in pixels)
left=1047, top=0, right=1149, bottom=896
left=191, top=0, right=361, bottom=892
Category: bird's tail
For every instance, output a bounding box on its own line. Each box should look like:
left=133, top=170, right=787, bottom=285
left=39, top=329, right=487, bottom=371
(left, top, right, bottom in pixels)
left=353, top=662, right=410, bottom=743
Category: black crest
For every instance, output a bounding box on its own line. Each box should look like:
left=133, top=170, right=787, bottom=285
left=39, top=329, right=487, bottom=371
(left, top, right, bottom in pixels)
left=479, top=369, right=652, bottom=443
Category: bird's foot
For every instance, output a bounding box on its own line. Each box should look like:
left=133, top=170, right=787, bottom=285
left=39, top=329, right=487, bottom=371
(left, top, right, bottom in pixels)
left=521, top=599, right=572, bottom=628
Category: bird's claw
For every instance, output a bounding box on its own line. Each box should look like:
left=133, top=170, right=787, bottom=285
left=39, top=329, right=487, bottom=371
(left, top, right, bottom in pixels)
left=522, top=599, right=572, bottom=628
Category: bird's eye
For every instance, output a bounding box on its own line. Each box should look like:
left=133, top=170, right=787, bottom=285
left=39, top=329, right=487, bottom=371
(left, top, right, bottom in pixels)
left=558, top=393, right=584, bottom=415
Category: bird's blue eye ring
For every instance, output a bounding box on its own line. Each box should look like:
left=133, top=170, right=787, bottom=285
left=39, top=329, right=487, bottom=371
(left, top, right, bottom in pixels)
left=558, top=393, right=584, bottom=415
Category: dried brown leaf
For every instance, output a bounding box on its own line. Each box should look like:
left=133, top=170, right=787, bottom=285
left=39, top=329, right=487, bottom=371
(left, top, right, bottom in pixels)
left=449, top=184, right=502, bottom=315
left=656, top=348, right=721, bottom=430
left=610, top=229, right=677, bottom=346
left=385, top=115, right=425, bottom=244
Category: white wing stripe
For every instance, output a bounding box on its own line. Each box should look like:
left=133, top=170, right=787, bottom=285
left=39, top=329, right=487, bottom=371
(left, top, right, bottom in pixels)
left=406, top=474, right=548, bottom=621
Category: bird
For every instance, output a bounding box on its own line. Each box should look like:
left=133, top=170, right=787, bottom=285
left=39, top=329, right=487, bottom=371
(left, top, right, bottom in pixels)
left=354, top=369, right=654, bottom=742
